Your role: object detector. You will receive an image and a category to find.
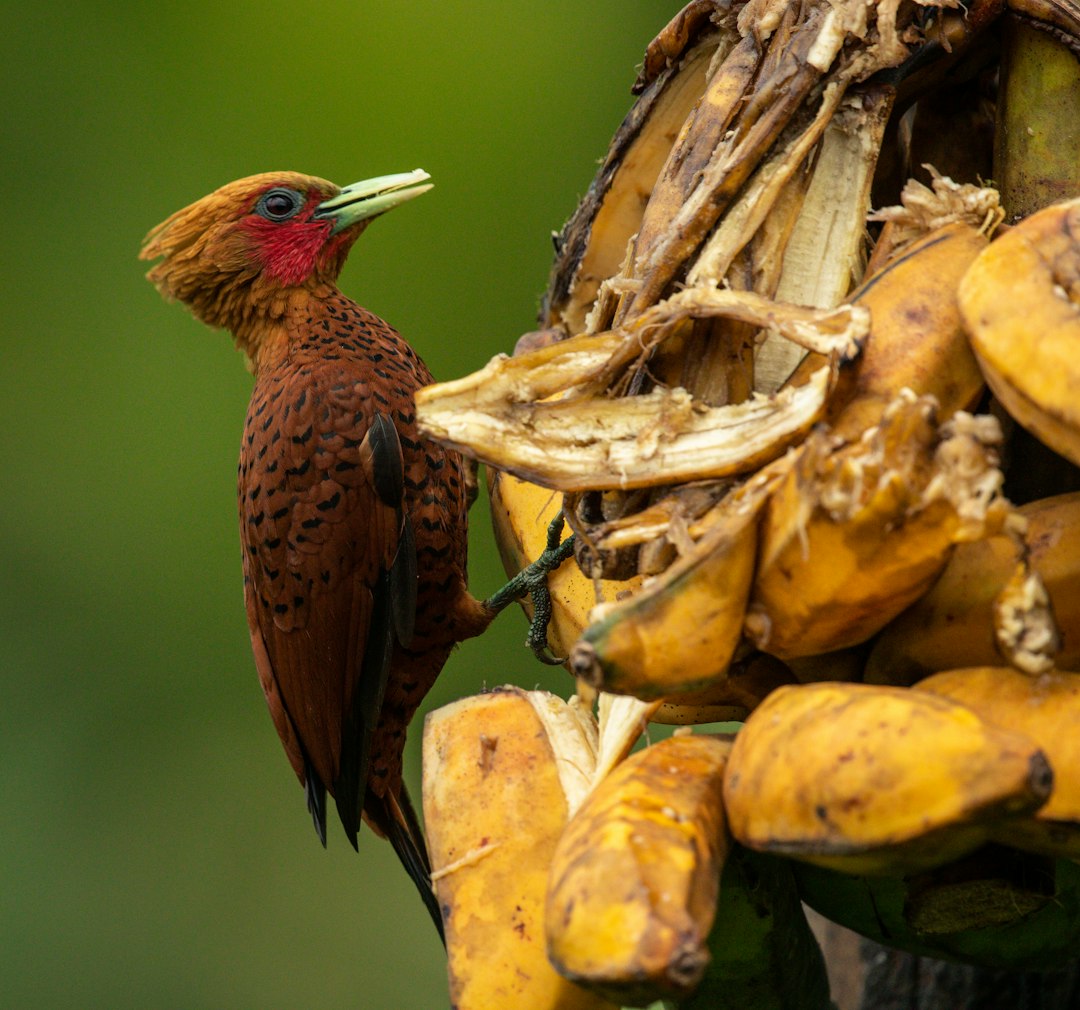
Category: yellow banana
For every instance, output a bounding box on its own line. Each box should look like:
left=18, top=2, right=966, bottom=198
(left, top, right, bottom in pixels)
left=570, top=463, right=782, bottom=699
left=959, top=196, right=1080, bottom=466
left=545, top=733, right=731, bottom=1006
left=746, top=392, right=1012, bottom=659
left=917, top=666, right=1080, bottom=858
left=422, top=688, right=616, bottom=1010
left=865, top=491, right=1080, bottom=684
left=723, top=682, right=1052, bottom=875
left=788, top=219, right=990, bottom=441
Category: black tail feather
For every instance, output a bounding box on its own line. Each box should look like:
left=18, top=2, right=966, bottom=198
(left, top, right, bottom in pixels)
left=365, top=787, right=445, bottom=945
left=304, top=754, right=328, bottom=847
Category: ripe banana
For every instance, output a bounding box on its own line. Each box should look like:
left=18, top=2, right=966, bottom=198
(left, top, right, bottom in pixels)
left=745, top=393, right=1012, bottom=659
left=545, top=733, right=731, bottom=1005
left=865, top=491, right=1080, bottom=683
left=723, top=682, right=1053, bottom=875
left=787, top=219, right=991, bottom=441
left=959, top=196, right=1080, bottom=466
left=569, top=461, right=782, bottom=699
left=422, top=688, right=616, bottom=1010
left=917, top=666, right=1080, bottom=858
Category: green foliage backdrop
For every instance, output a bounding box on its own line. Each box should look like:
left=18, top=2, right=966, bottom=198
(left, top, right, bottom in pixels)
left=1, top=2, right=665, bottom=1006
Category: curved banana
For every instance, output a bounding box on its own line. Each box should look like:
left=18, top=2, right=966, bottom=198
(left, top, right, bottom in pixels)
left=745, top=394, right=1012, bottom=659
left=959, top=196, right=1080, bottom=465
left=723, top=681, right=1053, bottom=875
left=546, top=733, right=731, bottom=1005
left=570, top=462, right=781, bottom=699
left=788, top=219, right=990, bottom=441
left=917, top=666, right=1080, bottom=858
left=422, top=688, right=616, bottom=1010
left=865, top=491, right=1080, bottom=684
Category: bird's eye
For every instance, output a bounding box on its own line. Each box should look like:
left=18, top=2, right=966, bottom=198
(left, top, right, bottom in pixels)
left=255, top=188, right=303, bottom=222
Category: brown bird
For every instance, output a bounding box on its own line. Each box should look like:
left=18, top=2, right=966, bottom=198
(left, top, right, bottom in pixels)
left=140, top=170, right=569, bottom=936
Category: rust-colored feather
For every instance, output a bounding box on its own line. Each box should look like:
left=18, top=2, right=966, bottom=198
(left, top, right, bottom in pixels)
left=240, top=293, right=489, bottom=807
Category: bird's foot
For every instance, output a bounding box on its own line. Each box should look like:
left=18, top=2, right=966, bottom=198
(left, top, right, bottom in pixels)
left=483, top=513, right=575, bottom=664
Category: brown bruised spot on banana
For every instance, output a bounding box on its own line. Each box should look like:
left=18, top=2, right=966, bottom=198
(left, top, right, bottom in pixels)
left=959, top=196, right=1080, bottom=467
left=545, top=733, right=732, bottom=1006
left=744, top=391, right=1013, bottom=660
left=865, top=491, right=1080, bottom=684
left=917, top=667, right=1080, bottom=859
left=723, top=681, right=1054, bottom=876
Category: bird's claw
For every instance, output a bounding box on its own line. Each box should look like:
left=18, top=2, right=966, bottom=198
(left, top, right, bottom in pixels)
left=483, top=512, right=576, bottom=662
left=523, top=514, right=575, bottom=663
left=525, top=572, right=566, bottom=665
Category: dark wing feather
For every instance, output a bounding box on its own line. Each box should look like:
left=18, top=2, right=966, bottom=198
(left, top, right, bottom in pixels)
left=239, top=366, right=402, bottom=823
left=335, top=567, right=394, bottom=849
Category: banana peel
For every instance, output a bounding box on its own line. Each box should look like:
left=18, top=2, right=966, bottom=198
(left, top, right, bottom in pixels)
left=959, top=196, right=1080, bottom=466
left=546, top=733, right=731, bottom=1006
left=415, top=300, right=865, bottom=493
left=544, top=16, right=727, bottom=336
left=917, top=667, right=1080, bottom=858
left=723, top=682, right=1053, bottom=875
left=422, top=688, right=616, bottom=1010
left=865, top=491, right=1080, bottom=683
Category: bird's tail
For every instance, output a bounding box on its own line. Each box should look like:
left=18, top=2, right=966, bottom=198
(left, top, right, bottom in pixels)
left=364, top=785, right=445, bottom=944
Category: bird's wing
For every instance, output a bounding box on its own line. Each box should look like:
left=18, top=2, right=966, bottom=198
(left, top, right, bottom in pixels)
left=240, top=364, right=411, bottom=844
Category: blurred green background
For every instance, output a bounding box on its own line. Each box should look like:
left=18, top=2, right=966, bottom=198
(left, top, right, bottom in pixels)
left=1, top=2, right=668, bottom=1006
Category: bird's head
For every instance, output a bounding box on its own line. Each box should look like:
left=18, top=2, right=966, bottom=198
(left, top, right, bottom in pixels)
left=140, top=170, right=431, bottom=354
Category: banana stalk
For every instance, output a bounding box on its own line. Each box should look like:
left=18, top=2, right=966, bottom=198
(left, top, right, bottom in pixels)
left=994, top=13, right=1080, bottom=221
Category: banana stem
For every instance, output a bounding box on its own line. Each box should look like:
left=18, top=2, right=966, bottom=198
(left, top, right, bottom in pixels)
left=994, top=17, right=1080, bottom=221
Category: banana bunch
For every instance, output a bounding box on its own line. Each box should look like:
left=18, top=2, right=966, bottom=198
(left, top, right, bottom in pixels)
left=414, top=0, right=1080, bottom=1002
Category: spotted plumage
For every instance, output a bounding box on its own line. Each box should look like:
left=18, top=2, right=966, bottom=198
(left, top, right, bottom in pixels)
left=140, top=171, right=496, bottom=936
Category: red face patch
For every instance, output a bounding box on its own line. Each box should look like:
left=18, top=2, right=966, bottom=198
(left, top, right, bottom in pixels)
left=238, top=190, right=351, bottom=287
